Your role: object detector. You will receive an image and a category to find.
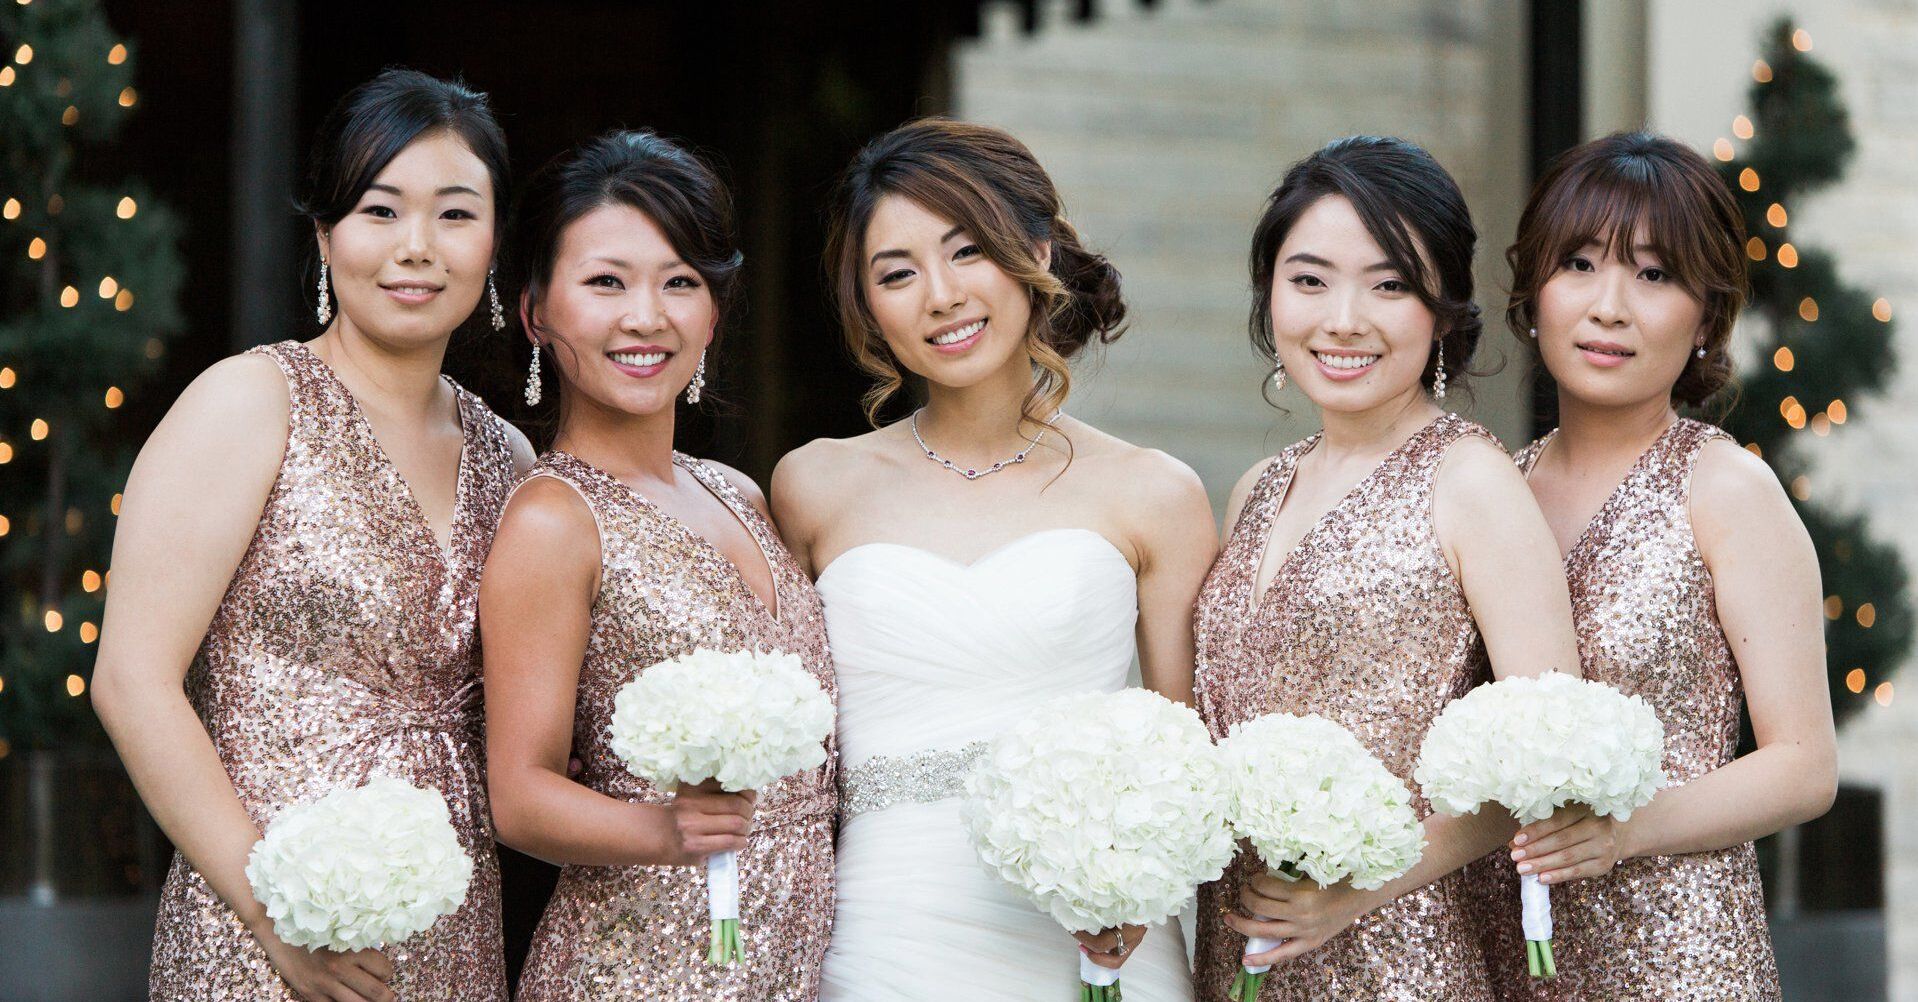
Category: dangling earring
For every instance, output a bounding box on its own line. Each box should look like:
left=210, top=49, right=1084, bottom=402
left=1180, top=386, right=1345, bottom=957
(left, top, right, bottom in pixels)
left=487, top=270, right=506, bottom=332
left=523, top=341, right=543, bottom=406
left=1269, top=360, right=1286, bottom=392
left=1528, top=326, right=1538, bottom=339
left=685, top=350, right=707, bottom=405
left=1433, top=342, right=1449, bottom=401
left=1695, top=342, right=1707, bottom=359
left=315, top=259, right=332, bottom=325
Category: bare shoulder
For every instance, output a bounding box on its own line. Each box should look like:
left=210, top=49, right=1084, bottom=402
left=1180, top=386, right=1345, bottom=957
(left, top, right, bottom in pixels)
left=1691, top=436, right=1804, bottom=550
left=1064, top=421, right=1212, bottom=527
left=773, top=429, right=893, bottom=511
left=701, top=459, right=769, bottom=517
left=495, top=475, right=599, bottom=561
left=1434, top=433, right=1527, bottom=495
left=141, top=352, right=291, bottom=467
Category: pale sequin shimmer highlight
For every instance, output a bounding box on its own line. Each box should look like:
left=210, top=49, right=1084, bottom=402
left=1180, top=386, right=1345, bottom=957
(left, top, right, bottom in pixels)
left=1470, top=419, right=1781, bottom=1001
left=1193, top=413, right=1499, bottom=1001
left=512, top=451, right=837, bottom=1001
left=149, top=340, right=517, bottom=1001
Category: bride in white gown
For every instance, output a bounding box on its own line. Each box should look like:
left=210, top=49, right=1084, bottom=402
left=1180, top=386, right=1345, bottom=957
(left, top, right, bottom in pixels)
left=772, top=118, right=1219, bottom=1001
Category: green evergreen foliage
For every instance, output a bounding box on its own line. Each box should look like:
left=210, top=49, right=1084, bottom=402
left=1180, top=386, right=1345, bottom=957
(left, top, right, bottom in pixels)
left=1717, top=19, right=1911, bottom=724
left=0, top=0, right=184, bottom=750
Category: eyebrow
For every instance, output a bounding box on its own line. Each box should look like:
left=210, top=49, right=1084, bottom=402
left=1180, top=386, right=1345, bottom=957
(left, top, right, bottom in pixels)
left=869, top=225, right=968, bottom=267
left=366, top=183, right=484, bottom=198
left=1282, top=252, right=1399, bottom=272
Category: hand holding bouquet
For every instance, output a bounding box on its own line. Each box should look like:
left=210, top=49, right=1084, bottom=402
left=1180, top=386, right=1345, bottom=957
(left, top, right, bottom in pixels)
left=1216, top=713, right=1425, bottom=1001
left=245, top=777, right=475, bottom=953
left=607, top=647, right=834, bottom=966
left=962, top=688, right=1235, bottom=1002
left=1414, top=671, right=1665, bottom=978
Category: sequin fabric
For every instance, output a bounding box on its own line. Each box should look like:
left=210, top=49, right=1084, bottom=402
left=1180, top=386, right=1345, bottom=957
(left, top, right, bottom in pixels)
left=148, top=340, right=517, bottom=1001
left=512, top=451, right=837, bottom=1002
left=838, top=741, right=986, bottom=820
left=1469, top=419, right=1780, bottom=1001
left=1192, top=413, right=1498, bottom=1001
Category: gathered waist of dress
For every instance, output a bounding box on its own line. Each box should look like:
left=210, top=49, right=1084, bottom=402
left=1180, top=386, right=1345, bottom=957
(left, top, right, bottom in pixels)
left=838, top=741, right=987, bottom=821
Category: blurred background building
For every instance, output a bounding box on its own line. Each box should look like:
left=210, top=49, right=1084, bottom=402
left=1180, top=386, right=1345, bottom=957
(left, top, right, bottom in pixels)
left=1, top=0, right=1912, bottom=998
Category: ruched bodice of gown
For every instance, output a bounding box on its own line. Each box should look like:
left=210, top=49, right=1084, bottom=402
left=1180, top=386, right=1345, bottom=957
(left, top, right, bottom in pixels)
left=817, top=528, right=1197, bottom=1001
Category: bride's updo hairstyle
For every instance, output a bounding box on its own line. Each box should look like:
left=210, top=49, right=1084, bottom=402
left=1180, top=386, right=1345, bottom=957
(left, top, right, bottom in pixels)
left=1506, top=131, right=1747, bottom=406
left=1248, top=136, right=1482, bottom=403
left=824, top=117, right=1127, bottom=428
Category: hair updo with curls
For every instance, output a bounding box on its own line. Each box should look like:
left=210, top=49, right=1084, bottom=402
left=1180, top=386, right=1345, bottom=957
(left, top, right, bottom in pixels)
left=1248, top=136, right=1482, bottom=402
left=824, top=117, right=1126, bottom=428
left=1506, top=131, right=1747, bottom=407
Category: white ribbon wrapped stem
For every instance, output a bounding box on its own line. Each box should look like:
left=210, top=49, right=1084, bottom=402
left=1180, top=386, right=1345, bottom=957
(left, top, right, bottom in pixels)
left=1243, top=933, right=1284, bottom=976
left=1520, top=872, right=1553, bottom=941
left=1079, top=952, right=1121, bottom=987
left=707, top=849, right=740, bottom=922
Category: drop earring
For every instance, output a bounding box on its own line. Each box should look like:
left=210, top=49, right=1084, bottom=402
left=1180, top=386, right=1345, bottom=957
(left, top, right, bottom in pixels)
left=524, top=341, right=542, bottom=406
left=1269, top=360, right=1286, bottom=392
left=315, top=259, right=332, bottom=325
left=686, top=350, right=707, bottom=405
left=1433, top=343, right=1449, bottom=401
left=1695, top=343, right=1707, bottom=359
left=487, top=270, right=506, bottom=332
left=1528, top=326, right=1538, bottom=339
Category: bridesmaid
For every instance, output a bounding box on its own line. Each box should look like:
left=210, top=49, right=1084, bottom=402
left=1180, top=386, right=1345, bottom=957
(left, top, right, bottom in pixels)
left=1474, top=131, right=1835, bottom=999
left=1193, top=136, right=1583, bottom=1000
left=480, top=130, right=836, bottom=1001
left=92, top=70, right=530, bottom=1002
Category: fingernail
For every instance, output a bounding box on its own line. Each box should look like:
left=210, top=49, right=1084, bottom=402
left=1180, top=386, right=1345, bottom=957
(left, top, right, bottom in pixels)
left=1078, top=945, right=1089, bottom=955
left=1514, top=834, right=1528, bottom=845
left=1540, top=874, right=1552, bottom=884
left=1516, top=863, right=1532, bottom=874
left=1511, top=849, right=1526, bottom=861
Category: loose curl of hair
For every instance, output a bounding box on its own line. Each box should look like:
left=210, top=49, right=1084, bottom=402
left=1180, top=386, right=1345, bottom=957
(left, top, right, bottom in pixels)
left=507, top=130, right=742, bottom=423
left=1248, top=136, right=1482, bottom=405
left=823, top=117, right=1126, bottom=433
left=1506, top=131, right=1747, bottom=407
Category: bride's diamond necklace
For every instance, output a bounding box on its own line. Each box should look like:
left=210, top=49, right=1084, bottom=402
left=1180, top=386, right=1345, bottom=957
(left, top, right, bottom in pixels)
left=911, top=408, right=1049, bottom=481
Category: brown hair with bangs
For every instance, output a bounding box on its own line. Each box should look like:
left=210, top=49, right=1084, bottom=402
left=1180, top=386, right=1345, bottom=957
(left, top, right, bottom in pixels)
left=823, top=118, right=1126, bottom=431
left=1507, top=131, right=1748, bottom=406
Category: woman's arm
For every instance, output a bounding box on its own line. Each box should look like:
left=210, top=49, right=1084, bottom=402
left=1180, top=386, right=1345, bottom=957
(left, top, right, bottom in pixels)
left=1230, top=437, right=1578, bottom=964
left=1124, top=449, right=1218, bottom=705
left=91, top=355, right=395, bottom=1002
left=480, top=477, right=752, bottom=867
left=1513, top=439, right=1837, bottom=882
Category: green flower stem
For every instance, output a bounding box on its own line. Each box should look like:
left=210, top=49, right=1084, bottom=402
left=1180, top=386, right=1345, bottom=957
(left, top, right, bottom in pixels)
left=707, top=918, right=743, bottom=966
left=1231, top=967, right=1266, bottom=1000
left=1525, top=938, right=1559, bottom=979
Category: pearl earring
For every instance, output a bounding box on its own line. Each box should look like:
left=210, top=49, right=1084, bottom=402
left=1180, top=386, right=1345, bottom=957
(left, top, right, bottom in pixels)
left=524, top=342, right=542, bottom=406
left=1528, top=326, right=1538, bottom=339
left=685, top=350, right=707, bottom=405
left=1269, top=360, right=1286, bottom=392
left=1695, top=344, right=1707, bottom=359
left=1433, top=344, right=1449, bottom=401
left=315, top=259, right=332, bottom=325
left=487, top=270, right=505, bottom=332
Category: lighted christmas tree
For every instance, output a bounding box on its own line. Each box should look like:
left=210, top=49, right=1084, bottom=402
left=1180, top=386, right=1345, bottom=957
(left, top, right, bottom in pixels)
left=0, top=0, right=183, bottom=752
left=1716, top=18, right=1911, bottom=723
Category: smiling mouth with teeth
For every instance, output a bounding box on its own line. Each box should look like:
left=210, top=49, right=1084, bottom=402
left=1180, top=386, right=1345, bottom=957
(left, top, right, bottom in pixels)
left=931, top=319, right=986, bottom=346
left=609, top=350, right=669, bottom=367
left=1314, top=351, right=1380, bottom=370
left=1578, top=344, right=1634, bottom=357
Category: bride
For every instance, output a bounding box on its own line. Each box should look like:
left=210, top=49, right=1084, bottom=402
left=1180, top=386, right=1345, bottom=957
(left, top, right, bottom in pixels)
left=772, top=118, right=1219, bottom=1000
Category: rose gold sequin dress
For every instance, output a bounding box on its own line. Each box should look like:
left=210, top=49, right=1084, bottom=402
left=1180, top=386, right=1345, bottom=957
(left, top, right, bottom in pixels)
left=1192, top=413, right=1498, bottom=1001
left=148, top=340, right=517, bottom=1001
left=1471, top=418, right=1780, bottom=1001
left=512, top=451, right=837, bottom=1002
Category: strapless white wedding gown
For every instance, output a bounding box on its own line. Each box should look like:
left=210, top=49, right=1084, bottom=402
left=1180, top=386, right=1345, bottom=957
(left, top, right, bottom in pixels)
left=816, top=528, right=1195, bottom=1001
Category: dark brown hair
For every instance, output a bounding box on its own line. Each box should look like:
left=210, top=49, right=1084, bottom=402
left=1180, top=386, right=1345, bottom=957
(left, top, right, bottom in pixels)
left=1507, top=131, right=1748, bottom=406
left=1248, top=136, right=1482, bottom=401
left=824, top=117, right=1125, bottom=429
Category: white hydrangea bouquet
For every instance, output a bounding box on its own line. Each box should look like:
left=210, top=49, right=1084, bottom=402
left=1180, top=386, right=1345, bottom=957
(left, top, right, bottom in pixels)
left=961, top=688, right=1235, bottom=1002
left=245, top=777, right=474, bottom=952
left=1414, top=671, right=1666, bottom=979
left=1217, top=713, right=1425, bottom=1002
left=607, top=647, right=834, bottom=966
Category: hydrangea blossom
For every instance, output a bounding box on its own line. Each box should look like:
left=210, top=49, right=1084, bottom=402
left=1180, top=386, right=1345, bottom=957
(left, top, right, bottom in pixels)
left=962, top=688, right=1234, bottom=1000
left=245, top=777, right=474, bottom=952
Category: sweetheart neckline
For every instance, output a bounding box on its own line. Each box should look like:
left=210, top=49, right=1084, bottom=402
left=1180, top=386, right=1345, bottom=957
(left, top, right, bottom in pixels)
left=813, top=527, right=1131, bottom=586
